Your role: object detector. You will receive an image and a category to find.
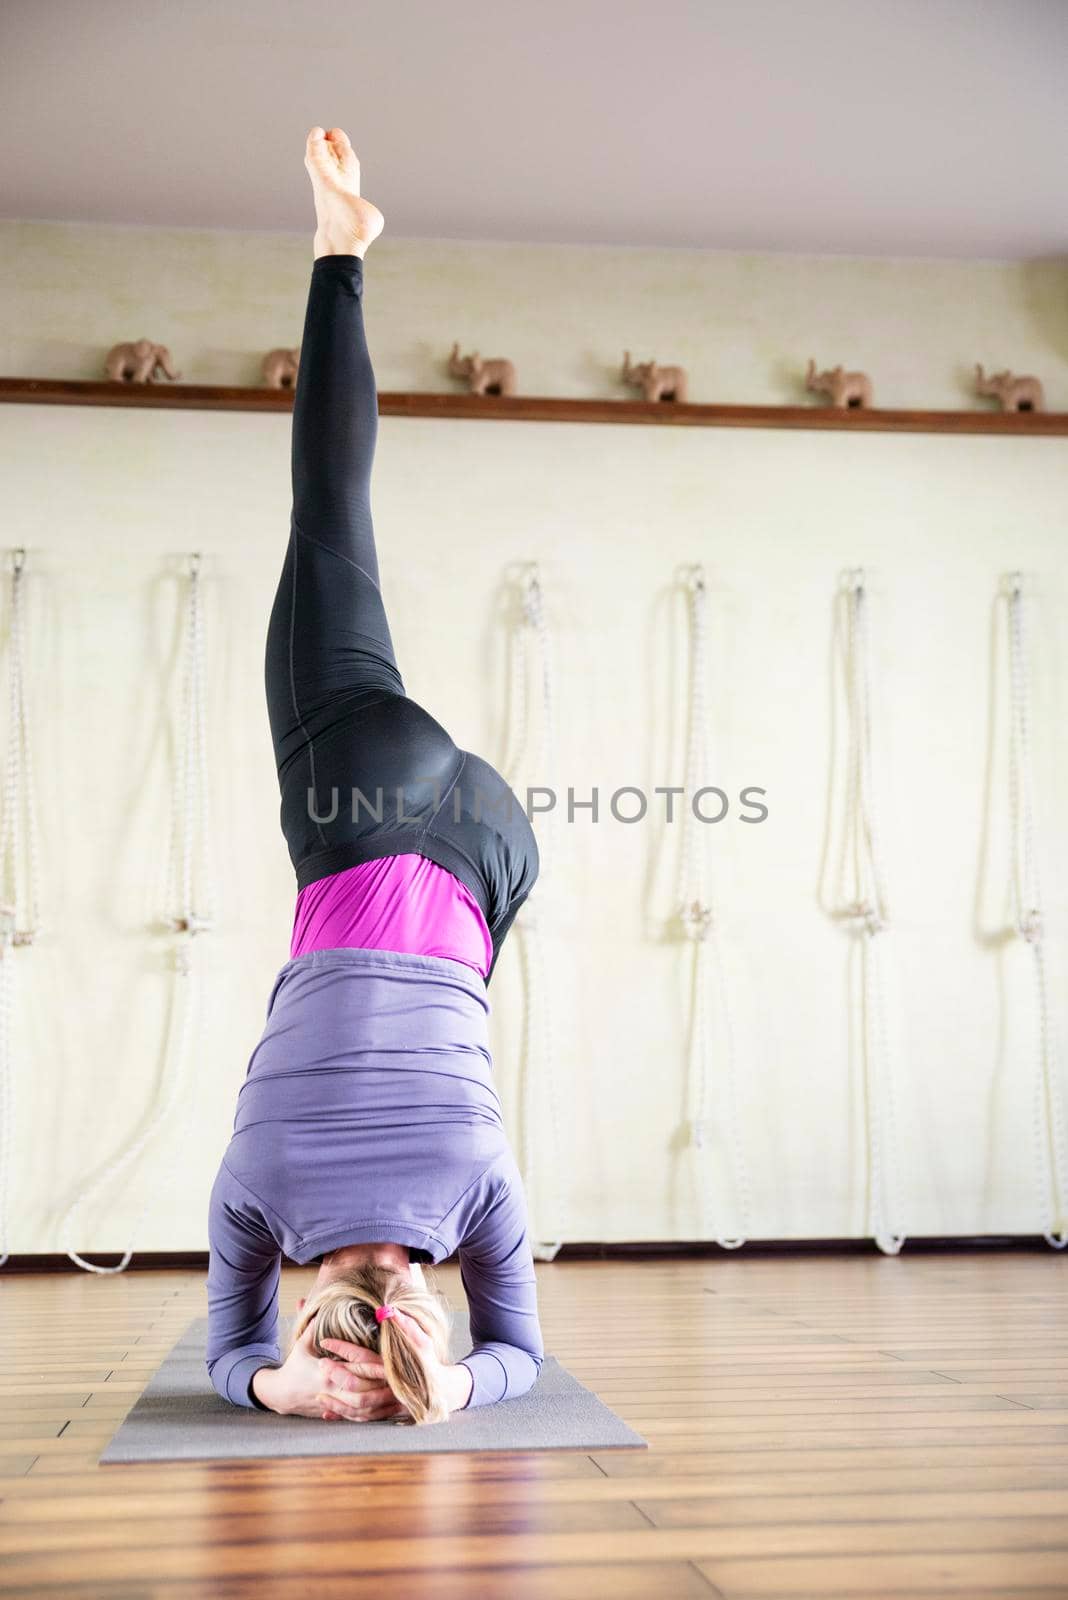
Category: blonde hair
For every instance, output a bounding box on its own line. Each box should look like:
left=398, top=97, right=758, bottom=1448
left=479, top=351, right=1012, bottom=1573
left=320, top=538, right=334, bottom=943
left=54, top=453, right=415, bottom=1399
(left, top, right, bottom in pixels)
left=289, top=1262, right=453, bottom=1425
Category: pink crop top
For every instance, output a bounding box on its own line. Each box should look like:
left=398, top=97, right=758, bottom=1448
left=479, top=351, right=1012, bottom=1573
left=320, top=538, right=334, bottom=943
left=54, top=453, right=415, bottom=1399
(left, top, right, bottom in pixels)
left=290, top=854, right=494, bottom=980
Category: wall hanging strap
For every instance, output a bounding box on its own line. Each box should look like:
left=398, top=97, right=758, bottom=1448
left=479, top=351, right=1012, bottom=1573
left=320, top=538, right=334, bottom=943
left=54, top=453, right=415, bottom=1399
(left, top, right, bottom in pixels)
left=505, top=563, right=565, bottom=1261
left=61, top=553, right=216, bottom=1273
left=1005, top=573, right=1067, bottom=1248
left=837, top=568, right=905, bottom=1255
left=679, top=564, right=750, bottom=1249
left=0, top=549, right=42, bottom=1267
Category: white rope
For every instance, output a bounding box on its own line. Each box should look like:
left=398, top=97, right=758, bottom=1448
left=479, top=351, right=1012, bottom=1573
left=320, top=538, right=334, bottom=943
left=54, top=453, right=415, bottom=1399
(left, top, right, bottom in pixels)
left=0, top=550, right=42, bottom=1267
left=835, top=569, right=905, bottom=1255
left=1004, top=573, right=1067, bottom=1248
left=61, top=554, right=216, bottom=1272
left=678, top=565, right=751, bottom=1249
left=505, top=564, right=565, bottom=1260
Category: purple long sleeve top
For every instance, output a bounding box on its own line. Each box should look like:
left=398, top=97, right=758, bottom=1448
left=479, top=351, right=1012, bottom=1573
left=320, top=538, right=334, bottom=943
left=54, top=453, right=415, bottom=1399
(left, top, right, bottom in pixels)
left=205, top=945, right=543, bottom=1410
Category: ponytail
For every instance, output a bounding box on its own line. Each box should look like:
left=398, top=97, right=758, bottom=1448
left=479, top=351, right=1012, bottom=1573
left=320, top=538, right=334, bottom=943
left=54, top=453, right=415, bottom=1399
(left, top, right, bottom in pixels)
left=289, top=1262, right=453, bottom=1425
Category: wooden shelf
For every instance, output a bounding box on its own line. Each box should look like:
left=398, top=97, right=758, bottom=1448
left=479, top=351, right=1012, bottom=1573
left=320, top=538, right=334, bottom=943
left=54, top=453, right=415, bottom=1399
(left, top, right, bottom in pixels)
left=2, top=376, right=1067, bottom=434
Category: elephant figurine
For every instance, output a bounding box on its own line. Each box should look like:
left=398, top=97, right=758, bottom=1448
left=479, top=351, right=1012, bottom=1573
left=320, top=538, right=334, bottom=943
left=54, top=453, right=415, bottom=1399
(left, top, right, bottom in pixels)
left=447, top=342, right=517, bottom=397
left=805, top=359, right=872, bottom=409
left=621, top=350, right=688, bottom=403
left=104, top=339, right=181, bottom=384
left=261, top=346, right=301, bottom=389
left=975, top=363, right=1044, bottom=413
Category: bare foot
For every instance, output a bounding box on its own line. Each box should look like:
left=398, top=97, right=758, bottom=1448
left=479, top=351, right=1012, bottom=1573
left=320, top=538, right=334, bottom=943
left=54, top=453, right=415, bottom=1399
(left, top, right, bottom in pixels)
left=304, top=127, right=385, bottom=260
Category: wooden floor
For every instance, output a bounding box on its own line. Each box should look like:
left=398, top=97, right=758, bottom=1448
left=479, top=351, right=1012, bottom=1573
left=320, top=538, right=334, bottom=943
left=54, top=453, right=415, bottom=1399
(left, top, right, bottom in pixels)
left=1, top=1252, right=1067, bottom=1599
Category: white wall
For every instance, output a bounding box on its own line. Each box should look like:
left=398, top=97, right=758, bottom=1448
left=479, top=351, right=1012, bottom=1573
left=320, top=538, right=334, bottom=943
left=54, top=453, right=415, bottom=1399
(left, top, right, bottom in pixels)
left=2, top=219, right=1067, bottom=1253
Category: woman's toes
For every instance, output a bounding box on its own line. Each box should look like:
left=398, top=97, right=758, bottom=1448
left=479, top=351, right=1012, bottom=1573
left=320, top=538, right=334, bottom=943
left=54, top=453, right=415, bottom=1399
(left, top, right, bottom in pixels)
left=326, top=127, right=360, bottom=188
left=305, top=125, right=361, bottom=195
left=304, top=128, right=331, bottom=175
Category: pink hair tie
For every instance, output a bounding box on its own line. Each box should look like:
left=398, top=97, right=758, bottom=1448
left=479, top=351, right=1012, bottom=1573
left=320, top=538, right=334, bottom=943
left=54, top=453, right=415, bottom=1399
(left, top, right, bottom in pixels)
left=375, top=1304, right=396, bottom=1324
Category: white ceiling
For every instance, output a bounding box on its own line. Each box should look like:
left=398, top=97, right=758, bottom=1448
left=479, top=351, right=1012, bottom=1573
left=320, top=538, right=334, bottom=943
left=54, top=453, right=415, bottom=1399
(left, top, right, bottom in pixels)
left=2, top=0, right=1066, bottom=259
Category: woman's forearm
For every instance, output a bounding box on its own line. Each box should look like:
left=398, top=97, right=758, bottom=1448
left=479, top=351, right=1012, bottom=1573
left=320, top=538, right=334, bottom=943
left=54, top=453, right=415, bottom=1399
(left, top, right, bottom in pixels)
left=250, top=1363, right=283, bottom=1412
left=446, top=1362, right=475, bottom=1412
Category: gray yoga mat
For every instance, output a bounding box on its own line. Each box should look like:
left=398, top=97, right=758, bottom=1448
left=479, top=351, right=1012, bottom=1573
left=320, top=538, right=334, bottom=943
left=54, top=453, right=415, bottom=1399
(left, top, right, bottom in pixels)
left=100, top=1313, right=648, bottom=1462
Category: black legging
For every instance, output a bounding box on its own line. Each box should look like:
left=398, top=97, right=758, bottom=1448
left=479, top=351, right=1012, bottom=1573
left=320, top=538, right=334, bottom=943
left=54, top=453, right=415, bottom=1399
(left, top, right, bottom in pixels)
left=264, top=255, right=538, bottom=981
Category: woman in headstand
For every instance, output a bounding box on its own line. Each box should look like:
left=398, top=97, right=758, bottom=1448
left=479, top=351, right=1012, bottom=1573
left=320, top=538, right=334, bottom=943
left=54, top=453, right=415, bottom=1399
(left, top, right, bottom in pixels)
left=205, top=128, right=541, bottom=1425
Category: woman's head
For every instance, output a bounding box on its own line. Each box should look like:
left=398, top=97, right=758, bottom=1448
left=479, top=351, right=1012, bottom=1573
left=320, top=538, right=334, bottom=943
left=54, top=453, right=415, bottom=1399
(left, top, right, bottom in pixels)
left=289, top=1260, right=453, bottom=1425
